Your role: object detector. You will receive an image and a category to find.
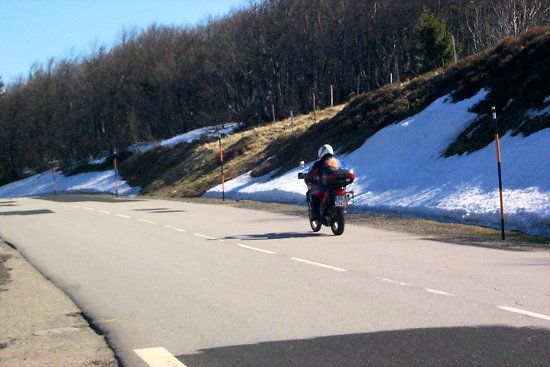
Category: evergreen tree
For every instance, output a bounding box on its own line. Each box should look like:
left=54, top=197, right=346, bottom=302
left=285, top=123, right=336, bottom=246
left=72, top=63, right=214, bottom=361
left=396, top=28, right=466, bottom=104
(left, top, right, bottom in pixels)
left=413, top=9, right=455, bottom=74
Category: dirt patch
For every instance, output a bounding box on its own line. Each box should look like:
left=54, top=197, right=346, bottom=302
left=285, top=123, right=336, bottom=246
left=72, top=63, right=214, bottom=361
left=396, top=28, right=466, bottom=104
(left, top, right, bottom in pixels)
left=0, top=253, right=11, bottom=290
left=0, top=239, right=118, bottom=366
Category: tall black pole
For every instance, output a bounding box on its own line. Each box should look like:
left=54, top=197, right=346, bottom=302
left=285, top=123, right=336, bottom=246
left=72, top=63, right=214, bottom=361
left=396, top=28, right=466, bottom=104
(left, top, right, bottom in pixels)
left=114, top=157, right=119, bottom=197
left=492, top=106, right=505, bottom=240
left=52, top=165, right=57, bottom=195
left=218, top=135, right=225, bottom=201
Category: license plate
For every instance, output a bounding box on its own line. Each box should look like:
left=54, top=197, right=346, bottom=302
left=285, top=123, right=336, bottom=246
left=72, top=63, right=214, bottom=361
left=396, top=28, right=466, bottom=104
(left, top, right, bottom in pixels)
left=335, top=195, right=348, bottom=207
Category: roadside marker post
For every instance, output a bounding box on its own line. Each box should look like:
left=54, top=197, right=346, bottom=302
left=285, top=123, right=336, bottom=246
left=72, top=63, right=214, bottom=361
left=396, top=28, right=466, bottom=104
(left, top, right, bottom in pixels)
left=313, top=92, right=317, bottom=122
left=52, top=166, right=57, bottom=195
left=492, top=106, right=505, bottom=240
left=218, top=135, right=225, bottom=201
left=113, top=156, right=119, bottom=197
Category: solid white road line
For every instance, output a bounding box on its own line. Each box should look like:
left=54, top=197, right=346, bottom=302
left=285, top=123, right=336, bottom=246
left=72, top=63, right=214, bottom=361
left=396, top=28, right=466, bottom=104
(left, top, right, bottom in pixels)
left=375, top=277, right=412, bottom=286
left=425, top=288, right=454, bottom=296
left=163, top=225, right=186, bottom=232
left=137, top=218, right=156, bottom=224
left=497, top=305, right=550, bottom=321
left=237, top=243, right=276, bottom=255
left=194, top=233, right=217, bottom=240
left=133, top=347, right=187, bottom=367
left=291, top=257, right=347, bottom=272
left=115, top=214, right=131, bottom=219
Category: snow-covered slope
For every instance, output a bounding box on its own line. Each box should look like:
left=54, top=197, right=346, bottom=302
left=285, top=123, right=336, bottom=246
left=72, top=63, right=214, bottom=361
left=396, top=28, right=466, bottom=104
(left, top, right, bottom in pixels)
left=0, top=123, right=242, bottom=199
left=0, top=169, right=139, bottom=197
left=130, top=123, right=241, bottom=153
left=204, top=89, right=550, bottom=237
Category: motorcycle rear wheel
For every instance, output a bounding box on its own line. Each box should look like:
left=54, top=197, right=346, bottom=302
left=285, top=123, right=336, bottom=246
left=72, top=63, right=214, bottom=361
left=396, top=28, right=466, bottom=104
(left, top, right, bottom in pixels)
left=308, top=201, right=322, bottom=232
left=331, top=208, right=345, bottom=235
left=310, top=218, right=322, bottom=232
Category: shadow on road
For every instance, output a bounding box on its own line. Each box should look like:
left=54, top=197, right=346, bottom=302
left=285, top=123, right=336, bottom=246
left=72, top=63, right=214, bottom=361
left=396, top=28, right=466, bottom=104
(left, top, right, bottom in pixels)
left=178, top=326, right=550, bottom=367
left=223, top=232, right=326, bottom=241
left=36, top=194, right=142, bottom=203
left=0, top=201, right=17, bottom=206
left=0, top=209, right=54, bottom=216
left=133, top=208, right=186, bottom=213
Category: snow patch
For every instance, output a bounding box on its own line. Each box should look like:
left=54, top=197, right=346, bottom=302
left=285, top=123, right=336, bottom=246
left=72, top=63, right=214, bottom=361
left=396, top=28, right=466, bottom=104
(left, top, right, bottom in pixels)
left=131, top=123, right=242, bottom=153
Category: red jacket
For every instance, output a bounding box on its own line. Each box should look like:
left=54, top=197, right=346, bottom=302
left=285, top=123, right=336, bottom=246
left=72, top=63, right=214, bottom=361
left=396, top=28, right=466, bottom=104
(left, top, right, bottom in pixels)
left=305, top=155, right=340, bottom=197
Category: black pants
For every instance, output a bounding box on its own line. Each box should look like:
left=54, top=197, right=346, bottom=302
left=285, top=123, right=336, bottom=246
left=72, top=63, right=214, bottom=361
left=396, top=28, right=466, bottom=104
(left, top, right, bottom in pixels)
left=309, top=192, right=321, bottom=220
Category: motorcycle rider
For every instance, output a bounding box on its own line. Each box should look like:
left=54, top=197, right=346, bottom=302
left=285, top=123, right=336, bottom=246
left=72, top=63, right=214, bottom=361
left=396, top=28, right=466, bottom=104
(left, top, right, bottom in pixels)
left=304, top=144, right=341, bottom=222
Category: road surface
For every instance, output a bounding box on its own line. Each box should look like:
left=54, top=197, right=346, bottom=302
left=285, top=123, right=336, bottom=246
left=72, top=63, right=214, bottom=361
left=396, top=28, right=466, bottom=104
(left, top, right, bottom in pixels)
left=1, top=195, right=549, bottom=366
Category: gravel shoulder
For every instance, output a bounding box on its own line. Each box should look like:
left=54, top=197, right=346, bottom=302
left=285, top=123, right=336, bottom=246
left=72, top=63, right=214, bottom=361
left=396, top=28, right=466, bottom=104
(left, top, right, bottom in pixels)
left=0, top=239, right=118, bottom=367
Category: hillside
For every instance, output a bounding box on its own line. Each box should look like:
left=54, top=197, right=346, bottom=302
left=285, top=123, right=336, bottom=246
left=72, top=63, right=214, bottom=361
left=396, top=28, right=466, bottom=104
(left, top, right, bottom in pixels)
left=1, top=29, right=548, bottom=238
left=120, top=27, right=549, bottom=198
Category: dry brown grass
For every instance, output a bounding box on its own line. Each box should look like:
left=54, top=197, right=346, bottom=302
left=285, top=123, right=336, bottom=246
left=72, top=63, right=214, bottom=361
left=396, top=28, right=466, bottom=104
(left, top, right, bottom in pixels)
left=121, top=105, right=345, bottom=197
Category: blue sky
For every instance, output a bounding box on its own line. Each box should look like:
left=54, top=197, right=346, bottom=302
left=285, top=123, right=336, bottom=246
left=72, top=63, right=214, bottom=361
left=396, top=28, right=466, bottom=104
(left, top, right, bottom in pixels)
left=0, top=0, right=250, bottom=84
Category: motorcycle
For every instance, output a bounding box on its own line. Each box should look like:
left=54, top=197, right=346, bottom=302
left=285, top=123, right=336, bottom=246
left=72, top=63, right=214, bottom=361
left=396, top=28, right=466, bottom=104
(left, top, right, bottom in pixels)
left=298, top=162, right=355, bottom=235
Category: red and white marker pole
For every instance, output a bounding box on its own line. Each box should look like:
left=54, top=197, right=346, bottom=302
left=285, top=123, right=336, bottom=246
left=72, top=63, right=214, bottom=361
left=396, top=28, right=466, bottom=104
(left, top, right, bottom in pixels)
left=52, top=166, right=57, bottom=195
left=114, top=157, right=119, bottom=197
left=492, top=106, right=505, bottom=240
left=218, top=135, right=225, bottom=201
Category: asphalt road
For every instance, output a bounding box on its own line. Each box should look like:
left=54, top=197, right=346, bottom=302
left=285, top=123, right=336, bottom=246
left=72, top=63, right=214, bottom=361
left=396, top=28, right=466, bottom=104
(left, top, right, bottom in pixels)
left=1, top=195, right=549, bottom=367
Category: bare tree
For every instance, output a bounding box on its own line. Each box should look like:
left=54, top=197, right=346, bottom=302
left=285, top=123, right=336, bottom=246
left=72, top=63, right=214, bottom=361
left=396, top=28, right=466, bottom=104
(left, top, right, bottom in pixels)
left=465, top=0, right=549, bottom=53
left=1, top=0, right=548, bottom=183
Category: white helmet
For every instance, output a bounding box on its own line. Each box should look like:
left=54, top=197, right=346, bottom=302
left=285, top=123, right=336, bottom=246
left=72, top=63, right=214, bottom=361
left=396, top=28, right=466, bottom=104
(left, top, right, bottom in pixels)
left=318, top=144, right=334, bottom=159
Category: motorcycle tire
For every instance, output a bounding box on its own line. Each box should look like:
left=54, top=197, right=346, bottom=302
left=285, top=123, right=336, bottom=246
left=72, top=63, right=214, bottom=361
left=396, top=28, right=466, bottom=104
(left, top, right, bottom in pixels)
left=310, top=218, right=322, bottom=232
left=331, top=207, right=345, bottom=235
left=308, top=201, right=322, bottom=232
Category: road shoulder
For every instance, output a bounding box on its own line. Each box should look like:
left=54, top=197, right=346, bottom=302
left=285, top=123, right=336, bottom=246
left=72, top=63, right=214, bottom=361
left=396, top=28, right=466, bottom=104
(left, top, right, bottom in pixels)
left=0, top=239, right=118, bottom=367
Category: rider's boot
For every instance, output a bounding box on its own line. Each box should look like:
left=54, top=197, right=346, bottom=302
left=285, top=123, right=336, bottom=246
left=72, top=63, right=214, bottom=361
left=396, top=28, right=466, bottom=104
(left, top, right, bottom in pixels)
left=310, top=194, right=320, bottom=221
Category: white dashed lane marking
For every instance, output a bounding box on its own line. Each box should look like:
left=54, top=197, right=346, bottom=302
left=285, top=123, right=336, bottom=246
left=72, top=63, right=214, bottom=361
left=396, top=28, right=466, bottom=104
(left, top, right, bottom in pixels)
left=291, top=257, right=348, bottom=272
left=194, top=233, right=217, bottom=240
left=424, top=288, right=455, bottom=296
left=375, top=277, right=412, bottom=286
left=497, top=306, right=550, bottom=321
left=163, top=225, right=186, bottom=232
left=137, top=218, right=156, bottom=225
left=134, top=347, right=187, bottom=367
left=237, top=243, right=276, bottom=255
left=115, top=214, right=131, bottom=219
